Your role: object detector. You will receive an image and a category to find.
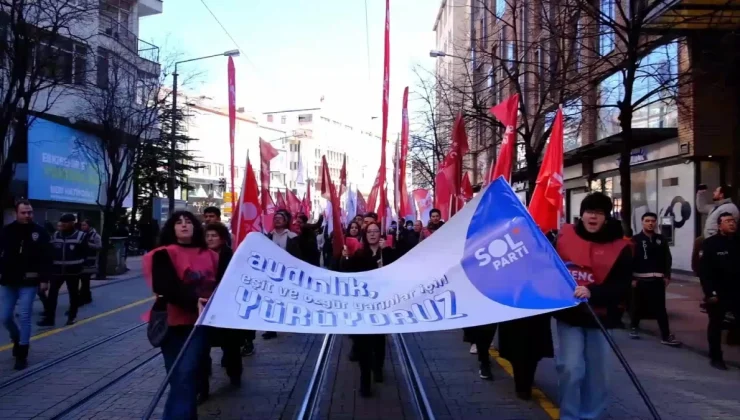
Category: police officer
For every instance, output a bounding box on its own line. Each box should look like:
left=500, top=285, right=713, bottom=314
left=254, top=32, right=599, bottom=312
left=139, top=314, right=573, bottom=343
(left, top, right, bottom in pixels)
left=0, top=200, right=52, bottom=369
left=629, top=212, right=681, bottom=346
left=38, top=214, right=88, bottom=327
left=700, top=212, right=740, bottom=370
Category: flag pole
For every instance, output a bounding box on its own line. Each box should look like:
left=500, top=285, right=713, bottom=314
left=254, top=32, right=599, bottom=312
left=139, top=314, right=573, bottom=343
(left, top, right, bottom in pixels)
left=585, top=303, right=662, bottom=420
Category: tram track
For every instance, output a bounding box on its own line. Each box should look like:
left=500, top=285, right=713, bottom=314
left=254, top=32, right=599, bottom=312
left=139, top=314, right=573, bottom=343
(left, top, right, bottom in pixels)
left=296, top=333, right=435, bottom=420
left=0, top=322, right=147, bottom=391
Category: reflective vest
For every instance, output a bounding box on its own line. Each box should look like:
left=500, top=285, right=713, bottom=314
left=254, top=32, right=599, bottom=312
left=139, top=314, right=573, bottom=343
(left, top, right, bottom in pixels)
left=51, top=230, right=87, bottom=276
left=556, top=223, right=629, bottom=314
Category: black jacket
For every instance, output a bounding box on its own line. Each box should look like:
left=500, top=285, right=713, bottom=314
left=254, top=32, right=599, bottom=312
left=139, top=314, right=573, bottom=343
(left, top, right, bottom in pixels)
left=267, top=231, right=303, bottom=261
left=699, top=233, right=740, bottom=301
left=337, top=246, right=397, bottom=273
left=631, top=231, right=672, bottom=278
left=0, top=221, right=52, bottom=287
left=51, top=229, right=89, bottom=276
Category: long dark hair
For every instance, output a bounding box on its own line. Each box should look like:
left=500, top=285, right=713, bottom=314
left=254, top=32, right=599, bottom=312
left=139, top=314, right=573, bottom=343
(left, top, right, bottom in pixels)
left=359, top=221, right=382, bottom=255
left=346, top=221, right=361, bottom=238
left=158, top=211, right=207, bottom=248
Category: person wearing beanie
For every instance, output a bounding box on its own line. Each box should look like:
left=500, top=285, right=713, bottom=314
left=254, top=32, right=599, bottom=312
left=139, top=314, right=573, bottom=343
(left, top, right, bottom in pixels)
left=552, top=192, right=633, bottom=420
left=263, top=209, right=302, bottom=340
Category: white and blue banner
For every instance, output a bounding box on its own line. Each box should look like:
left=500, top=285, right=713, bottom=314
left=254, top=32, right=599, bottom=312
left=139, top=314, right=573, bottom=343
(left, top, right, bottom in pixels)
left=201, top=178, right=579, bottom=334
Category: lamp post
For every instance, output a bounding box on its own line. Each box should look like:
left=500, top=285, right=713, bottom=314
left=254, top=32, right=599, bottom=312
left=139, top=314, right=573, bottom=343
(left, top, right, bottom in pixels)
left=168, top=49, right=240, bottom=216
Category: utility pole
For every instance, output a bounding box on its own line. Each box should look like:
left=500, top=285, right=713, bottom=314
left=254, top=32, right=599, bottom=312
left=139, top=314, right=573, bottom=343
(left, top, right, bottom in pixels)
left=167, top=69, right=178, bottom=217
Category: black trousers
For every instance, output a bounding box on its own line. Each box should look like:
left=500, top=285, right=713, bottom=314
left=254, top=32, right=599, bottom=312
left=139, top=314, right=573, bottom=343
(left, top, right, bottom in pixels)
left=707, top=301, right=740, bottom=362
left=630, top=279, right=670, bottom=339
left=79, top=273, right=93, bottom=301
left=511, top=359, right=538, bottom=394
left=354, top=334, right=386, bottom=378
left=46, top=275, right=80, bottom=321
left=471, top=324, right=498, bottom=366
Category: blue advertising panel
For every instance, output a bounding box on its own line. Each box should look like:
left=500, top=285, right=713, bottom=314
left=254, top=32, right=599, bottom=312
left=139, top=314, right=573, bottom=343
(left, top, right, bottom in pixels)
left=27, top=118, right=103, bottom=205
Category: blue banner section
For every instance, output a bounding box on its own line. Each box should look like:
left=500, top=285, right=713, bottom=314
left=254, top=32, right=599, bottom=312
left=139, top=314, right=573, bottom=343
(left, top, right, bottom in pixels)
left=461, top=178, right=578, bottom=309
left=27, top=119, right=102, bottom=205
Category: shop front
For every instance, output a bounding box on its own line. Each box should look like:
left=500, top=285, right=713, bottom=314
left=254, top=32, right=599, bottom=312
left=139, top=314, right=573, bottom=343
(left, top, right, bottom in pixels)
left=563, top=137, right=708, bottom=272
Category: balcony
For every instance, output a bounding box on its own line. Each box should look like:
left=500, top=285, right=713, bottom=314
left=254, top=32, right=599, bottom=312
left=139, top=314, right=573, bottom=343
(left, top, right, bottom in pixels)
left=645, top=0, right=740, bottom=30
left=138, top=0, right=163, bottom=17
left=99, top=15, right=159, bottom=64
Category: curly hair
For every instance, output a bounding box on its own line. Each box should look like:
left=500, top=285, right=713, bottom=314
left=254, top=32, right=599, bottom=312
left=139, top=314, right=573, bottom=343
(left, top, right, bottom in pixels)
left=158, top=211, right=207, bottom=248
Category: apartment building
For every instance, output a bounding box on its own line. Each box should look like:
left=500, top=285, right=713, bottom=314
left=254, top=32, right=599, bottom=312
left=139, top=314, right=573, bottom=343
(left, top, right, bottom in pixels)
left=263, top=107, right=397, bottom=218
left=4, top=0, right=163, bottom=227
left=440, top=0, right=740, bottom=271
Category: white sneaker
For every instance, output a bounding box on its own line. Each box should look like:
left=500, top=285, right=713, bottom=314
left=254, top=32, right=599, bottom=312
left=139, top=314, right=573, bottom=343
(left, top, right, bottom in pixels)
left=469, top=344, right=477, bottom=354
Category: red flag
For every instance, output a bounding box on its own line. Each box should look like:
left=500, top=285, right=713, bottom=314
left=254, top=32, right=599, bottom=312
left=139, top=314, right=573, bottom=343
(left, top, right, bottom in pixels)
left=233, top=157, right=262, bottom=248
left=286, top=189, right=302, bottom=215
left=439, top=113, right=469, bottom=215
left=529, top=106, right=565, bottom=233
left=322, top=156, right=346, bottom=258
left=461, top=172, right=473, bottom=202
left=356, top=190, right=367, bottom=215
left=262, top=194, right=276, bottom=233
left=413, top=188, right=433, bottom=224
left=339, top=154, right=347, bottom=197
left=366, top=172, right=380, bottom=212
left=398, top=87, right=412, bottom=218
left=227, top=57, right=237, bottom=212
left=434, top=171, right=451, bottom=221
left=377, top=0, right=390, bottom=228
left=320, top=159, right=331, bottom=200
left=304, top=180, right=312, bottom=216
left=489, top=94, right=520, bottom=183
left=276, top=190, right=287, bottom=210
left=259, top=138, right=279, bottom=214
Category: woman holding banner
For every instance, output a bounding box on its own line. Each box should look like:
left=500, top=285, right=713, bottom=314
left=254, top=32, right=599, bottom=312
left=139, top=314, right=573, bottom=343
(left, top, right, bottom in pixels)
left=145, top=211, right=221, bottom=419
left=339, top=221, right=397, bottom=397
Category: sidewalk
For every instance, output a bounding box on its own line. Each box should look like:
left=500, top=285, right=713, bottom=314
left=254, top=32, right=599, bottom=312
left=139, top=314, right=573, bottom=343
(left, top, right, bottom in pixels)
left=54, top=256, right=143, bottom=295
left=636, top=279, right=740, bottom=365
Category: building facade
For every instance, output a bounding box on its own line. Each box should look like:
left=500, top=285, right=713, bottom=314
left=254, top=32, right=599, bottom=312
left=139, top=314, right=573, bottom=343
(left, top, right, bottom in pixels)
left=3, top=0, right=163, bottom=229
left=435, top=0, right=740, bottom=272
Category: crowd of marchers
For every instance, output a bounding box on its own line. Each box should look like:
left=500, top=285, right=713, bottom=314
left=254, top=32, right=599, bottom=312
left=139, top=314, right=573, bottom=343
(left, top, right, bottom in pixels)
left=0, top=183, right=738, bottom=420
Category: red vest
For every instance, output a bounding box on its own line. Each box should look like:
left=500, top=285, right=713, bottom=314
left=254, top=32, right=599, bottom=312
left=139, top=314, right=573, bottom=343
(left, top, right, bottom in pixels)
left=556, top=224, right=629, bottom=287
left=143, top=245, right=219, bottom=326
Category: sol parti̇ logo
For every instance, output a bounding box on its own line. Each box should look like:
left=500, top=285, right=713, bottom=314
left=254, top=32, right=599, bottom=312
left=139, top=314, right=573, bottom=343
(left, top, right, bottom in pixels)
left=473, top=227, right=530, bottom=270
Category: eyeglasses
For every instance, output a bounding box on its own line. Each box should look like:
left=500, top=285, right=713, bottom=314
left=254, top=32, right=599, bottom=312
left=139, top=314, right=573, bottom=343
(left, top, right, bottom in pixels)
left=366, top=230, right=381, bottom=234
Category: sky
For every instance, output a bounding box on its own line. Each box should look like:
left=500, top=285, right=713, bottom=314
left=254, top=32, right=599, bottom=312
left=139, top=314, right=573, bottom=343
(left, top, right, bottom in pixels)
left=139, top=0, right=441, bottom=136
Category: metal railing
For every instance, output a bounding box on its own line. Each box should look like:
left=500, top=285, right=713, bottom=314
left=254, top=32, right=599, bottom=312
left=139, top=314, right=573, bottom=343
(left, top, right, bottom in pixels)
left=99, top=14, right=159, bottom=63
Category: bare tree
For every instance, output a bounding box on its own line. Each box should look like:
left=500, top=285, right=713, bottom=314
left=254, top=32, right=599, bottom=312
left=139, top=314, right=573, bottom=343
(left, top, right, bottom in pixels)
left=73, top=49, right=163, bottom=276
left=573, top=0, right=703, bottom=234
left=0, top=0, right=96, bottom=201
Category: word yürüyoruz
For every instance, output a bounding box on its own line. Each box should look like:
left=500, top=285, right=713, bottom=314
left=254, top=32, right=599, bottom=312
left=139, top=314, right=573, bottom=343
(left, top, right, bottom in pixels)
left=248, top=252, right=379, bottom=298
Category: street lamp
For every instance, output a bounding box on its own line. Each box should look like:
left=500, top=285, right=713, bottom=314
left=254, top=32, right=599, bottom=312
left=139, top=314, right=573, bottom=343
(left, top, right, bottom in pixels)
left=167, top=49, right=241, bottom=216
left=429, top=50, right=467, bottom=60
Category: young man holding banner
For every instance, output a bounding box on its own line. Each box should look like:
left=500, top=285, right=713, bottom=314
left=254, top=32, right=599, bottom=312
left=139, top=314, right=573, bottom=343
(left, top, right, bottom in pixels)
left=553, top=192, right=633, bottom=420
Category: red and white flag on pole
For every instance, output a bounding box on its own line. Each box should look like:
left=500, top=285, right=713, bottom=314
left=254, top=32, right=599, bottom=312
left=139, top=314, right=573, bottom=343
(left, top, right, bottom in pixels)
left=227, top=57, right=237, bottom=212
left=439, top=113, right=469, bottom=215
left=398, top=87, right=412, bottom=219
left=339, top=154, right=347, bottom=197
left=259, top=138, right=279, bottom=214
left=377, top=0, right=390, bottom=229
left=461, top=172, right=473, bottom=202
left=488, top=94, right=520, bottom=183
left=232, top=157, right=262, bottom=248
left=413, top=188, right=433, bottom=226
left=321, top=156, right=346, bottom=258
left=276, top=190, right=287, bottom=210
left=356, top=190, right=367, bottom=216
left=434, top=171, right=451, bottom=221
left=366, top=173, right=380, bottom=212
left=528, top=106, right=565, bottom=233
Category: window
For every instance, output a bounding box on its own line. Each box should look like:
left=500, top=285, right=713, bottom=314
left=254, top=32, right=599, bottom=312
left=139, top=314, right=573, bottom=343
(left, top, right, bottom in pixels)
left=496, top=0, right=506, bottom=17
left=36, top=34, right=87, bottom=85
left=298, top=114, right=313, bottom=123
left=600, top=0, right=615, bottom=56
left=281, top=115, right=286, bottom=124
left=96, top=47, right=109, bottom=88
left=267, top=115, right=274, bottom=123
left=216, top=164, right=224, bottom=176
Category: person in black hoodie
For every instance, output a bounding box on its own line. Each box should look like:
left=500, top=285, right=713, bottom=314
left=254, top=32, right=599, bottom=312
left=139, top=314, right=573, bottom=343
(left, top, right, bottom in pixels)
left=295, top=213, right=323, bottom=267
left=0, top=200, right=52, bottom=370
left=552, top=192, right=632, bottom=420
left=337, top=221, right=397, bottom=397
left=700, top=212, right=740, bottom=370
left=629, top=212, right=680, bottom=346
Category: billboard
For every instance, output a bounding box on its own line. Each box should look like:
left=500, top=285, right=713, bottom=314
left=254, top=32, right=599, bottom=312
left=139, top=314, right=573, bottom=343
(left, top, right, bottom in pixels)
left=27, top=118, right=132, bottom=207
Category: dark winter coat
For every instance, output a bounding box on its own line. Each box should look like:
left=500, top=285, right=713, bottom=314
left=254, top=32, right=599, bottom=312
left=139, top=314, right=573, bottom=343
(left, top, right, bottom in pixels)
left=497, top=315, right=554, bottom=363
left=51, top=229, right=89, bottom=276
left=700, top=233, right=740, bottom=302
left=0, top=221, right=52, bottom=287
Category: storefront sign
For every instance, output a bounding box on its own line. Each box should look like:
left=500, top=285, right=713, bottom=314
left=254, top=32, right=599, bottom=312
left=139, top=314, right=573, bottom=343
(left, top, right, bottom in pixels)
left=27, top=119, right=102, bottom=205
left=616, top=148, right=648, bottom=165
left=593, top=138, right=679, bottom=174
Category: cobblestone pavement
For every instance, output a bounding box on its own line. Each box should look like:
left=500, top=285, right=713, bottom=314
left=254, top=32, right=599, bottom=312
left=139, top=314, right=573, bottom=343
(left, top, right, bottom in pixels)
left=57, top=332, right=325, bottom=420
left=0, top=277, right=153, bottom=378
left=406, top=330, right=552, bottom=420
left=0, top=327, right=156, bottom=419
left=313, top=335, right=416, bottom=420
left=534, top=322, right=740, bottom=420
